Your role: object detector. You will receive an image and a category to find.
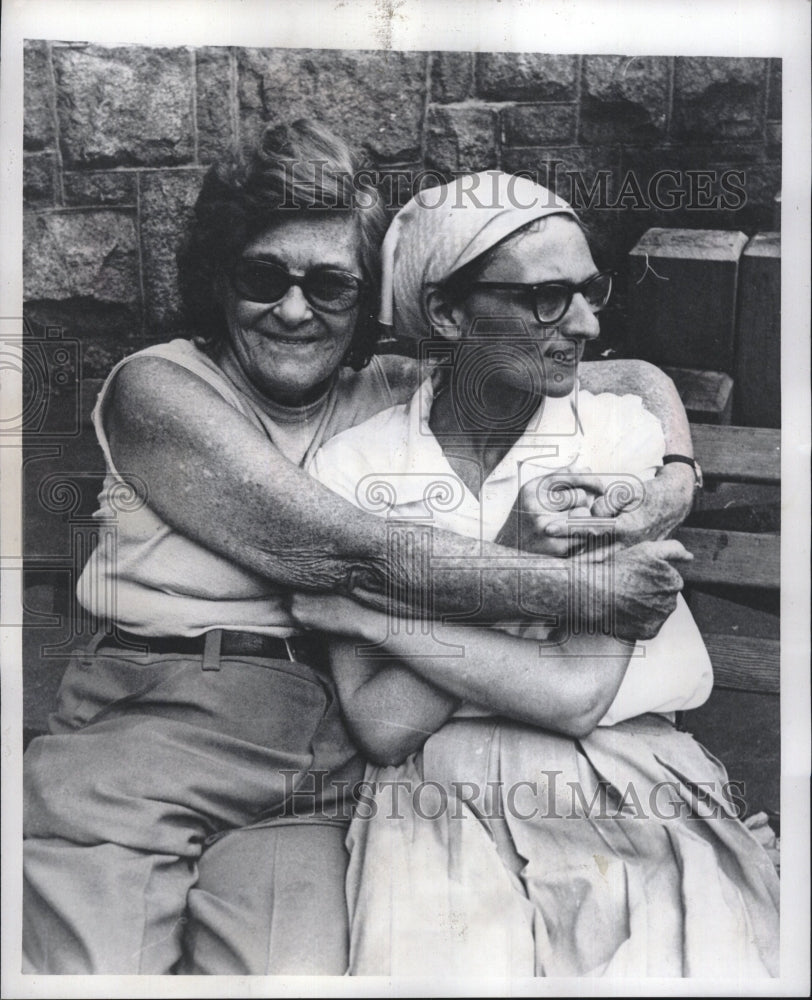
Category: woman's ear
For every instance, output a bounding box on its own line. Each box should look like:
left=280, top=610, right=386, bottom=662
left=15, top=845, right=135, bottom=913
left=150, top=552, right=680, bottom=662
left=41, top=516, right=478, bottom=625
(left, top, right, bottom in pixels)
left=425, top=287, right=462, bottom=341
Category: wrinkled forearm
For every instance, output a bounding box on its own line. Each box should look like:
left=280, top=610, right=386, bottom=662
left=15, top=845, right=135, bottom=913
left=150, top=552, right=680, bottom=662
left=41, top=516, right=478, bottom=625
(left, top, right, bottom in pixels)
left=109, top=355, right=671, bottom=634
left=635, top=463, right=695, bottom=539
left=348, top=543, right=572, bottom=624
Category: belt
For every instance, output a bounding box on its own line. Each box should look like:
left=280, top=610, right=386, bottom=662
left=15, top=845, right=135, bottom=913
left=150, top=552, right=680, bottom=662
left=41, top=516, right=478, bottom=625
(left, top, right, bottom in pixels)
left=98, top=628, right=328, bottom=669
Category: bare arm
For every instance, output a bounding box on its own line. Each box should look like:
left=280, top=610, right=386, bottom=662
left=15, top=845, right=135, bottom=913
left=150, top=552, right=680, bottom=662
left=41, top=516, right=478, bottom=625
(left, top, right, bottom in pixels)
left=108, top=357, right=392, bottom=593
left=578, top=358, right=692, bottom=455
left=499, top=360, right=697, bottom=553
left=577, top=359, right=696, bottom=542
left=290, top=594, right=632, bottom=765
left=327, top=637, right=461, bottom=766
left=107, top=356, right=688, bottom=637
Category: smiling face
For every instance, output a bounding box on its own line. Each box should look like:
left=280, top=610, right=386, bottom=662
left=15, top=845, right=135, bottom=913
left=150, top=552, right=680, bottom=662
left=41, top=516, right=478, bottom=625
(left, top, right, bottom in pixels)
left=442, top=215, right=601, bottom=401
left=219, top=214, right=364, bottom=406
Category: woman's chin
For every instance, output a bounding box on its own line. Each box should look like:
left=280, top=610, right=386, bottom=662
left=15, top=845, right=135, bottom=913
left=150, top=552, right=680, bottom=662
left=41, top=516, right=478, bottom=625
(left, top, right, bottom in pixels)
left=538, top=367, right=579, bottom=397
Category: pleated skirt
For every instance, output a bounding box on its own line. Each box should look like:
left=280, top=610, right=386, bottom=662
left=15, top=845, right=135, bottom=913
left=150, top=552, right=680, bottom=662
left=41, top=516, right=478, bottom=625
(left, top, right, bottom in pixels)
left=345, top=714, right=779, bottom=978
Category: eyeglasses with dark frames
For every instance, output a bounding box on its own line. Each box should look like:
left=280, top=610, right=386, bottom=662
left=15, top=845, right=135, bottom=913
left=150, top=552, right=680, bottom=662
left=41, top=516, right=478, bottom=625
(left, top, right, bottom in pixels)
left=464, top=270, right=614, bottom=326
left=232, top=259, right=367, bottom=314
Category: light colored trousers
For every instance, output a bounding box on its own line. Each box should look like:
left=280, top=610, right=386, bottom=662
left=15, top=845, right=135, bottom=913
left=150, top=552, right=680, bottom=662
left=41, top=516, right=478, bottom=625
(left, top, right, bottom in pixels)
left=23, top=641, right=362, bottom=974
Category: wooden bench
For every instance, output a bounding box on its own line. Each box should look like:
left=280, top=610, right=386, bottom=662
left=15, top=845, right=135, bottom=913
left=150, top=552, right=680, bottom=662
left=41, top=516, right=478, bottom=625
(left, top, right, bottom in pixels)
left=674, top=422, right=781, bottom=825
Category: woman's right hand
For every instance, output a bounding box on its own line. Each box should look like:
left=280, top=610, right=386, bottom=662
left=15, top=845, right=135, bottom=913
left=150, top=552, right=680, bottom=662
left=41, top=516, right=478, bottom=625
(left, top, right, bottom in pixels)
left=595, top=538, right=693, bottom=640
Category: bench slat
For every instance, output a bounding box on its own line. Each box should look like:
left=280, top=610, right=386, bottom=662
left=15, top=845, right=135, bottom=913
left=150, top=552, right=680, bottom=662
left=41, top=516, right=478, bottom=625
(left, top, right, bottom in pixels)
left=690, top=424, right=780, bottom=483
left=704, top=634, right=780, bottom=694
left=674, top=527, right=780, bottom=589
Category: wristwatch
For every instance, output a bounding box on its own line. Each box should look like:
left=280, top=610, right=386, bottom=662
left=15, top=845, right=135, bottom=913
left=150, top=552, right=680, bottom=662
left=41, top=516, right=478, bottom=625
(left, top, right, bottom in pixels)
left=662, top=454, right=703, bottom=489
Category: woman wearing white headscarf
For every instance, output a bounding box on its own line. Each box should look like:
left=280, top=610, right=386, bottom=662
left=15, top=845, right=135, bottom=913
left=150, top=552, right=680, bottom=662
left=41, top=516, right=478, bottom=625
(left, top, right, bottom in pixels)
left=291, top=172, right=780, bottom=978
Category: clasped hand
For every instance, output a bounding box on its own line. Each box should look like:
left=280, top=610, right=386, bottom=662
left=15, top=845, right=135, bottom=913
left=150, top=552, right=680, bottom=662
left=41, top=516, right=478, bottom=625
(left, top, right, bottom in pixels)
left=496, top=464, right=679, bottom=557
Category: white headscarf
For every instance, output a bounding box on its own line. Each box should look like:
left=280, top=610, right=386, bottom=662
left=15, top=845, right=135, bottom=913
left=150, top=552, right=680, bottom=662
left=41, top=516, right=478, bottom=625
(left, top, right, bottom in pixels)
left=379, top=171, right=577, bottom=339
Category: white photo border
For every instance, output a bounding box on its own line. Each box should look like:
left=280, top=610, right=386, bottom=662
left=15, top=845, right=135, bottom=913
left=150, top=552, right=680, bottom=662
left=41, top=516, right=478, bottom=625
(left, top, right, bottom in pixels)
left=2, top=1, right=809, bottom=997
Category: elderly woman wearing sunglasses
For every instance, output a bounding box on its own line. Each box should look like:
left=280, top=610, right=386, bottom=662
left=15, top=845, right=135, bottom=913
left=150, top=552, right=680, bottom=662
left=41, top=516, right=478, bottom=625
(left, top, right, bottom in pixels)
left=24, top=122, right=700, bottom=976
left=295, top=173, right=780, bottom=978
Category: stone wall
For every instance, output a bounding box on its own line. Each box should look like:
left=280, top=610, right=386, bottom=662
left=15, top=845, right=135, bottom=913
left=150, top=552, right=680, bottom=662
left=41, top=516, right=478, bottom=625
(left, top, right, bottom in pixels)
left=24, top=43, right=782, bottom=375
left=20, top=44, right=782, bottom=729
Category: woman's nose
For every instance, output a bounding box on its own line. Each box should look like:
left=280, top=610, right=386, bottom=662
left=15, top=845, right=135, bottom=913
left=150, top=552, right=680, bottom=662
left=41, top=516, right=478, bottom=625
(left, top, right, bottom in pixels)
left=272, top=284, right=313, bottom=325
left=558, top=292, right=600, bottom=340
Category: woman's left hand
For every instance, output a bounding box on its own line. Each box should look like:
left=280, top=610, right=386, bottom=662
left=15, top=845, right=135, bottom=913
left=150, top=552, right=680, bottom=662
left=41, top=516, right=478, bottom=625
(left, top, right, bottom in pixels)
left=544, top=462, right=695, bottom=549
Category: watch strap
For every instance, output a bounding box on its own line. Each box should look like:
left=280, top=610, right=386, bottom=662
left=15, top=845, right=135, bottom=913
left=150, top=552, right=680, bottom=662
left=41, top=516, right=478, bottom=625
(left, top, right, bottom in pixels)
left=662, top=453, right=703, bottom=488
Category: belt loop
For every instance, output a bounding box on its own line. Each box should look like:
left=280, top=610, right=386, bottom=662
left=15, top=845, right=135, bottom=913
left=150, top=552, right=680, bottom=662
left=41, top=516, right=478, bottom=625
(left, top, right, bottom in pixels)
left=80, top=629, right=107, bottom=665
left=202, top=629, right=223, bottom=672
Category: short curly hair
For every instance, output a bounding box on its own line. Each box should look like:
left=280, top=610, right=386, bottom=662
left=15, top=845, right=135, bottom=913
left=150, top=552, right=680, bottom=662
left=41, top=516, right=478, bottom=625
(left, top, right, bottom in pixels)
left=177, top=119, right=388, bottom=370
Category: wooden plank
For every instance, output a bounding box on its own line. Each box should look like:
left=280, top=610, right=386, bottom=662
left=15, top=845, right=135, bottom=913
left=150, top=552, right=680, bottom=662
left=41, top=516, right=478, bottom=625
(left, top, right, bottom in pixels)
left=674, top=527, right=780, bottom=589
left=690, top=482, right=780, bottom=534
left=704, top=634, right=780, bottom=694
left=690, top=423, right=781, bottom=483
left=663, top=367, right=733, bottom=425
left=687, top=589, right=779, bottom=640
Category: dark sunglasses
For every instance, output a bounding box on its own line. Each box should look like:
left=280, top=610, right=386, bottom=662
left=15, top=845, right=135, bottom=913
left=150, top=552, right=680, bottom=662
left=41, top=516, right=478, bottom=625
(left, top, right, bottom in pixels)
left=232, top=259, right=367, bottom=314
left=466, top=270, right=614, bottom=325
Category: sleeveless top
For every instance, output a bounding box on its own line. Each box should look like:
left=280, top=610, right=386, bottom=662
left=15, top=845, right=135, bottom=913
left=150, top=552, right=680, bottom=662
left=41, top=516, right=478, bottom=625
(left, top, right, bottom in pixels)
left=76, top=339, right=403, bottom=637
